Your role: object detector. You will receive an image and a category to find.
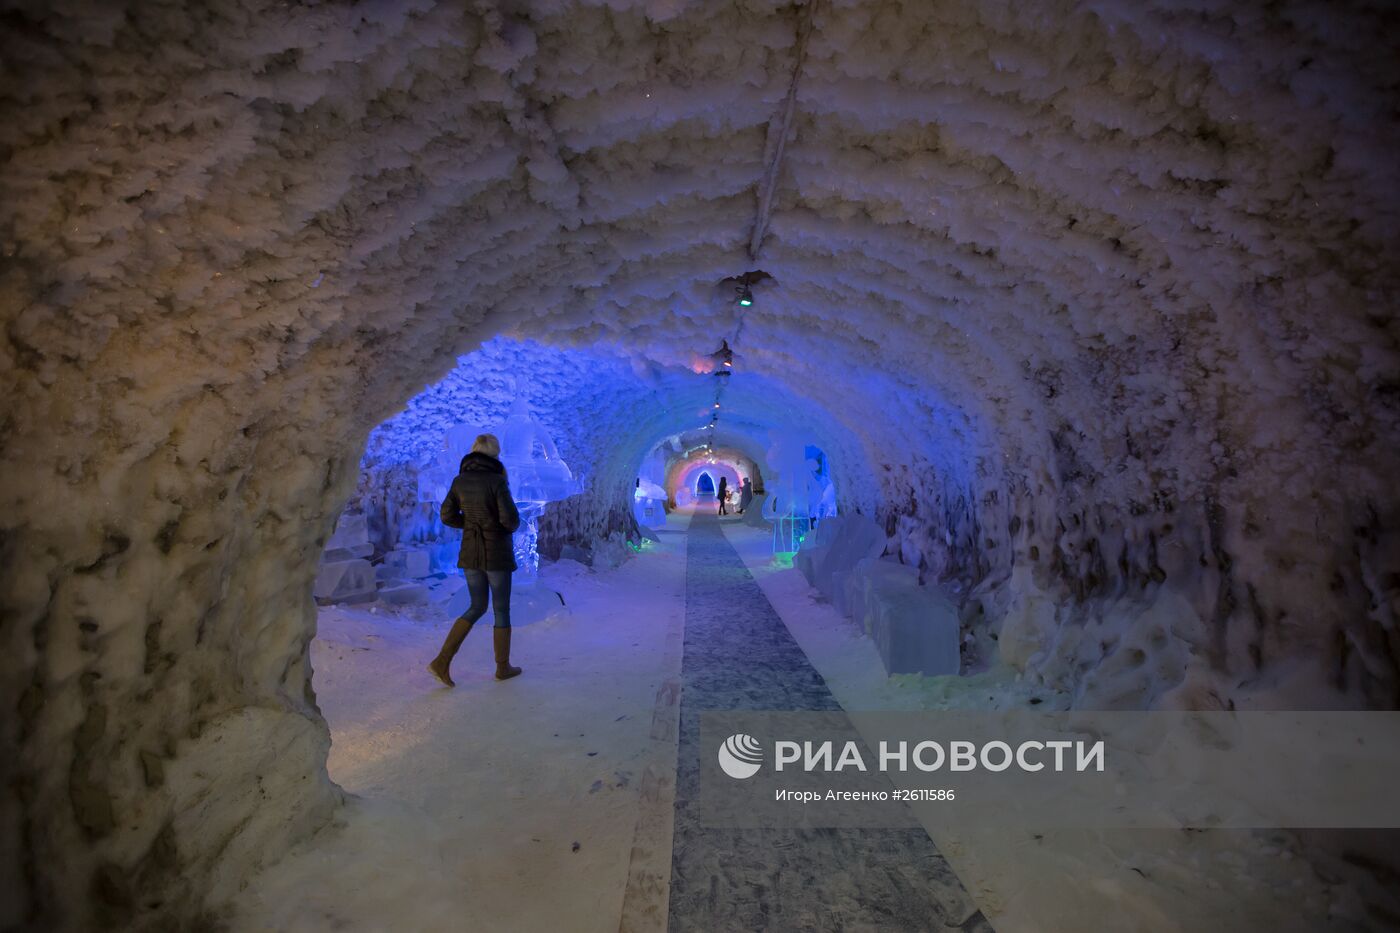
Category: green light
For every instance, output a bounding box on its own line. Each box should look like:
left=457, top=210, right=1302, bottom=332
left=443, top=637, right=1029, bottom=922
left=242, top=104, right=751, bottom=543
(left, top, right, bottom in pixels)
left=738, top=296, right=752, bottom=307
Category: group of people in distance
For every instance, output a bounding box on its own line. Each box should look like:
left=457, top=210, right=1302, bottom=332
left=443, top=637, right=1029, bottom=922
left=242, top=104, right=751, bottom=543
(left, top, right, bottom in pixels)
left=715, top=475, right=753, bottom=516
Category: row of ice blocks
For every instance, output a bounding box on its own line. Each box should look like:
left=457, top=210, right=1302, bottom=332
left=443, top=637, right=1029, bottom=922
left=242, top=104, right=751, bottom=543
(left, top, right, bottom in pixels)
left=380, top=547, right=432, bottom=578
left=316, top=548, right=441, bottom=604
left=314, top=559, right=376, bottom=603
left=315, top=509, right=467, bottom=604
left=846, top=558, right=960, bottom=676
left=795, top=514, right=885, bottom=592
left=315, top=512, right=376, bottom=603
left=373, top=548, right=433, bottom=607
left=795, top=515, right=960, bottom=676
left=325, top=512, right=373, bottom=557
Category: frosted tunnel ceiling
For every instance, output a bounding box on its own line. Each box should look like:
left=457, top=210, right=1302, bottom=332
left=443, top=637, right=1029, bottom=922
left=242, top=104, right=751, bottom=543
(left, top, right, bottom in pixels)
left=9, top=0, right=1395, bottom=528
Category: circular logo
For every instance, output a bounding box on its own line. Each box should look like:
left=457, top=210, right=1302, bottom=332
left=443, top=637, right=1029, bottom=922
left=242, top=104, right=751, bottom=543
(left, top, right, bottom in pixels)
left=718, top=733, right=763, bottom=779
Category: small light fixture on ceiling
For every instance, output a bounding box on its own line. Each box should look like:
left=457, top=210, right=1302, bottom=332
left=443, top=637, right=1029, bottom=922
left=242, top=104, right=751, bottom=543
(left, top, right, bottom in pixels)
left=714, top=402, right=720, bottom=409
left=727, top=270, right=769, bottom=310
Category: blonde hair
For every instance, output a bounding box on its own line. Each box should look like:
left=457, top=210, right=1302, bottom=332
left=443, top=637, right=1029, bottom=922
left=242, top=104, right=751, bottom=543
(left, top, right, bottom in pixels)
left=471, top=433, right=501, bottom=457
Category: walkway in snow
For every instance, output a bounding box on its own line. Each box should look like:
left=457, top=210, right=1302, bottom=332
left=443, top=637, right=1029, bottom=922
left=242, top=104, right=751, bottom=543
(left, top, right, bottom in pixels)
left=667, top=511, right=991, bottom=931
left=227, top=510, right=1355, bottom=932
left=228, top=522, right=691, bottom=932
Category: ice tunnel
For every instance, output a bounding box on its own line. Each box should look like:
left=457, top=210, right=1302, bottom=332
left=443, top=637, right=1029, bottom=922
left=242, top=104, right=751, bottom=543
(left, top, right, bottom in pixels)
left=3, top=2, right=1400, bottom=931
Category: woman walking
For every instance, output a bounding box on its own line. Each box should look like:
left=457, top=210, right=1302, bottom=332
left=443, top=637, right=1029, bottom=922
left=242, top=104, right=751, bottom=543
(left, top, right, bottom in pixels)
left=428, top=434, right=523, bottom=686
left=717, top=474, right=729, bottom=515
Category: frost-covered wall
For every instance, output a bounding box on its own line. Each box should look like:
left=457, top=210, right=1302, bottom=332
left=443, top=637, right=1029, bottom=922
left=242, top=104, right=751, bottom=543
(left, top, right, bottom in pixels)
left=2, top=0, right=1398, bottom=928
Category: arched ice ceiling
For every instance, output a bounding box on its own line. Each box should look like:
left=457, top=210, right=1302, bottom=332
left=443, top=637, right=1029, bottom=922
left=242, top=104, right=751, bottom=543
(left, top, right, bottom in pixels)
left=4, top=0, right=1395, bottom=538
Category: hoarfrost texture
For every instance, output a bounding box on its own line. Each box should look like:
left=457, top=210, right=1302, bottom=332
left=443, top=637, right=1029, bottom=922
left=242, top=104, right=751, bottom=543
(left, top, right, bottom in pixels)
left=1, top=0, right=1397, bottom=929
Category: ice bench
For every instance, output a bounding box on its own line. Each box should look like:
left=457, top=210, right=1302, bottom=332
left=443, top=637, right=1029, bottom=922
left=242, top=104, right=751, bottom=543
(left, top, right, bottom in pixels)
left=843, top=557, right=961, bottom=677
left=794, top=514, right=887, bottom=603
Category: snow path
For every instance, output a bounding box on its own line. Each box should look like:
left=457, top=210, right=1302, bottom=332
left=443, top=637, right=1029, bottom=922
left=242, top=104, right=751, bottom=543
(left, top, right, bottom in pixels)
left=720, top=520, right=1348, bottom=933
left=227, top=520, right=690, bottom=932
left=667, top=511, right=990, bottom=931
left=222, top=510, right=1341, bottom=933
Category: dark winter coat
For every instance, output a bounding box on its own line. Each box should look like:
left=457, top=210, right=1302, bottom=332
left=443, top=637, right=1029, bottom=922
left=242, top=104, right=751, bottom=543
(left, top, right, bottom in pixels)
left=439, top=452, right=521, bottom=572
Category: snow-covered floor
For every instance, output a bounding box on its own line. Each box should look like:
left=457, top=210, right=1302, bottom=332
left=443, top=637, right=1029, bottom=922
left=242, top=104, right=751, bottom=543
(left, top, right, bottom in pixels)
left=719, top=519, right=1363, bottom=933
left=229, top=510, right=1363, bottom=933
left=228, top=516, right=690, bottom=932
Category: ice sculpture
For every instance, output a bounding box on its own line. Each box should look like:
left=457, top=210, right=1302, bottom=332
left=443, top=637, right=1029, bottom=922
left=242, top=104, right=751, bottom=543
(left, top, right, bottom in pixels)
left=763, top=433, right=813, bottom=555
left=416, top=421, right=490, bottom=572
left=496, top=392, right=581, bottom=586
left=758, top=445, right=837, bottom=551
left=807, top=456, right=838, bottom=520
left=416, top=391, right=580, bottom=586
left=417, top=422, right=487, bottom=504
left=633, top=477, right=667, bottom=528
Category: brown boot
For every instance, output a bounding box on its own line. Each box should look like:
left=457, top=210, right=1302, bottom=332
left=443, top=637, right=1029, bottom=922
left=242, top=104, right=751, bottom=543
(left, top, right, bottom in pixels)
left=427, top=616, right=475, bottom=687
left=493, top=627, right=522, bottom=681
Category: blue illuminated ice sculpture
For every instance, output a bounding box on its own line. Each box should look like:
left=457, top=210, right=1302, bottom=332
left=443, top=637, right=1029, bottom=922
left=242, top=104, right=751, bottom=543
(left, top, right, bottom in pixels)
left=418, top=391, right=580, bottom=587
left=763, top=434, right=814, bottom=556
left=417, top=422, right=489, bottom=573
left=497, top=393, right=581, bottom=587
left=633, top=477, right=667, bottom=529
left=807, top=456, right=838, bottom=521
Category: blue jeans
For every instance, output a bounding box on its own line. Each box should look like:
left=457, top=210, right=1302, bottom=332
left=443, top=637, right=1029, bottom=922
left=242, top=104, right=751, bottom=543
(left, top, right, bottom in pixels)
left=462, top=569, right=512, bottom=628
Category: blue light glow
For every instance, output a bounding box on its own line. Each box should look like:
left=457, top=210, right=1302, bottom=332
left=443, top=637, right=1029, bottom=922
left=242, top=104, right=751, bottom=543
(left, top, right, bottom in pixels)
left=360, top=336, right=884, bottom=569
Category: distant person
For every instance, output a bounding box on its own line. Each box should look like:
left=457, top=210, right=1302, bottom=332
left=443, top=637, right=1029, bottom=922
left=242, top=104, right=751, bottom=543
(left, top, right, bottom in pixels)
left=738, top=477, right=753, bottom=514
left=717, top=475, right=729, bottom=515
left=428, top=433, right=523, bottom=686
